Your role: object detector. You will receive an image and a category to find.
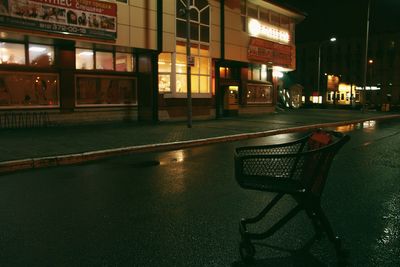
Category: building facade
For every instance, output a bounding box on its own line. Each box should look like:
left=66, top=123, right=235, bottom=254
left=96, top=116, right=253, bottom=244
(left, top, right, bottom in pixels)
left=292, top=32, right=400, bottom=110
left=0, top=0, right=304, bottom=125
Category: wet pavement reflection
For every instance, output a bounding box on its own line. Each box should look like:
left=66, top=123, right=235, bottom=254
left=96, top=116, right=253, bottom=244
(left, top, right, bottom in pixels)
left=0, top=119, right=399, bottom=266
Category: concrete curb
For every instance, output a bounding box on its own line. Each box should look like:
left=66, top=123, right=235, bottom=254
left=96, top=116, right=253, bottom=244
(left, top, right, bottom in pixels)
left=1, top=114, right=399, bottom=175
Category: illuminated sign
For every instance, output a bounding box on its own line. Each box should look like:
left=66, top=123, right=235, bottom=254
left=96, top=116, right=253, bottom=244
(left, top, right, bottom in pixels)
left=355, top=86, right=380, bottom=91
left=248, top=18, right=290, bottom=44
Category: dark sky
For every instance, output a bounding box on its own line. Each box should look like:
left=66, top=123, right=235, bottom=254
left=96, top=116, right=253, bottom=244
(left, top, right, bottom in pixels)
left=277, top=0, right=400, bottom=43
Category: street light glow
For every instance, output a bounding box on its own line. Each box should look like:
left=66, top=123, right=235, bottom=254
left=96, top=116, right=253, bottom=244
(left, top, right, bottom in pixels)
left=330, top=37, right=337, bottom=42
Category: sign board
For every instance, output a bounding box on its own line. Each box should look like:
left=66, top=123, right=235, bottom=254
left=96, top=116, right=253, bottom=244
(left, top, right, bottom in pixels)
left=188, top=55, right=195, bottom=67
left=0, top=0, right=117, bottom=40
left=327, top=75, right=339, bottom=91
left=248, top=18, right=290, bottom=44
left=248, top=37, right=295, bottom=69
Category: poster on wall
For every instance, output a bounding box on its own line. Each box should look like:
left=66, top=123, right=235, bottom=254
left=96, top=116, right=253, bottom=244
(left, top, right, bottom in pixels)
left=0, top=0, right=117, bottom=40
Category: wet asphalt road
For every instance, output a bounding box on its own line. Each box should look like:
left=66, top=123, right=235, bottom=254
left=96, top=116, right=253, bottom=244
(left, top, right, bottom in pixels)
left=0, top=119, right=399, bottom=266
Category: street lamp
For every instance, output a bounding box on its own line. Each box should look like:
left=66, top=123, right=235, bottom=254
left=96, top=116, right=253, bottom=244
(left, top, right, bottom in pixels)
left=185, top=0, right=192, bottom=127
left=317, top=37, right=336, bottom=102
left=362, top=0, right=371, bottom=112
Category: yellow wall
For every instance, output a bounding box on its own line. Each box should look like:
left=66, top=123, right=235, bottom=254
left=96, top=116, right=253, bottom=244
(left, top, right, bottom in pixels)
left=210, top=0, right=221, bottom=59
left=223, top=4, right=251, bottom=62
left=115, top=1, right=158, bottom=50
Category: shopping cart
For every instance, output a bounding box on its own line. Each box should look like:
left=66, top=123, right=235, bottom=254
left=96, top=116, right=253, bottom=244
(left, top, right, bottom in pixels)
left=234, top=130, right=350, bottom=262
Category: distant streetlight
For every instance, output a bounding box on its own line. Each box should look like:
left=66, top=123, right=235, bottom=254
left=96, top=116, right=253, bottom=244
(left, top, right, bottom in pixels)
left=317, top=37, right=337, bottom=99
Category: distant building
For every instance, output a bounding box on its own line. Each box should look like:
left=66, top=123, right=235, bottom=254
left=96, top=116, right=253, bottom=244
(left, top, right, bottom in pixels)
left=0, top=0, right=304, bottom=125
left=290, top=32, right=400, bottom=110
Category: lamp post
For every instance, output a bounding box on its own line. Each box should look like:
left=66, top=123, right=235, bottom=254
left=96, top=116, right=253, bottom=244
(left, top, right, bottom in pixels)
left=361, top=0, right=371, bottom=112
left=186, top=0, right=192, bottom=127
left=317, top=37, right=336, bottom=103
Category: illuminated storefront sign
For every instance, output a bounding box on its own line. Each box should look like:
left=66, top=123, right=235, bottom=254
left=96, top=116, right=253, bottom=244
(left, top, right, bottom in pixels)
left=355, top=86, right=380, bottom=90
left=327, top=75, right=339, bottom=91
left=248, top=18, right=290, bottom=44
left=0, top=0, right=117, bottom=40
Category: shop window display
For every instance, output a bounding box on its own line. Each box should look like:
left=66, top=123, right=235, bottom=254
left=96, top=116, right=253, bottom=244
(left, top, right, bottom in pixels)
left=247, top=84, right=272, bottom=104
left=76, top=75, right=137, bottom=106
left=0, top=71, right=59, bottom=107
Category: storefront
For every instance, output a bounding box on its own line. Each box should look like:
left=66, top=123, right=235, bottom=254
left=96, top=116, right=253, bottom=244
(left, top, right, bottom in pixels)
left=0, top=0, right=158, bottom=125
left=156, top=0, right=303, bottom=121
left=215, top=0, right=303, bottom=117
left=0, top=0, right=304, bottom=125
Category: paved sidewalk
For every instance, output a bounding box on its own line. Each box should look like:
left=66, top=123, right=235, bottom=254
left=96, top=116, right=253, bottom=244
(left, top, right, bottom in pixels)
left=1, top=108, right=399, bottom=173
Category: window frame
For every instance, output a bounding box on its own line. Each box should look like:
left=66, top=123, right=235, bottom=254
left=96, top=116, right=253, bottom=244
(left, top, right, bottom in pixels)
left=75, top=48, right=136, bottom=73
left=171, top=0, right=211, bottom=98
left=75, top=74, right=138, bottom=107
left=0, top=70, right=60, bottom=109
left=0, top=41, right=56, bottom=68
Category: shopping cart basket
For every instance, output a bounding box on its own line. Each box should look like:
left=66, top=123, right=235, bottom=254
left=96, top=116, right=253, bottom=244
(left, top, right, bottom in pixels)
left=234, top=130, right=350, bottom=262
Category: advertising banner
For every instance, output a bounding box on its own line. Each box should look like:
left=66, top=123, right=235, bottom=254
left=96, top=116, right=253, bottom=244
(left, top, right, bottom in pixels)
left=0, top=0, right=117, bottom=40
left=248, top=37, right=295, bottom=70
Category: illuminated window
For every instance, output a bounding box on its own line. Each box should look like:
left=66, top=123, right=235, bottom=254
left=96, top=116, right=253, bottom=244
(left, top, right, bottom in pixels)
left=116, top=53, right=134, bottom=72
left=96, top=51, right=114, bottom=70
left=248, top=65, right=267, bottom=81
left=252, top=67, right=260, bottom=80
left=174, top=0, right=211, bottom=96
left=76, top=49, right=94, bottom=70
left=76, top=49, right=135, bottom=72
left=0, top=42, right=56, bottom=66
left=158, top=53, right=172, bottom=92
left=0, top=42, right=25, bottom=65
left=175, top=43, right=210, bottom=94
left=247, top=84, right=272, bottom=104
left=29, top=44, right=54, bottom=67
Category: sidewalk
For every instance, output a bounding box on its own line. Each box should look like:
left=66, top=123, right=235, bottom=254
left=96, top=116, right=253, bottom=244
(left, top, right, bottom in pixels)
left=1, top=108, right=399, bottom=173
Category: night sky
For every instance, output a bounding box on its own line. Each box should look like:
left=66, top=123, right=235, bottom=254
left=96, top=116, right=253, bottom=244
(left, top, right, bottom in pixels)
left=277, top=0, right=400, bottom=43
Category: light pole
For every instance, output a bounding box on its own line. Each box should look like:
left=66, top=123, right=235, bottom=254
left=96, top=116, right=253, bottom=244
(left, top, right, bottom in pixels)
left=185, top=0, right=192, bottom=127
left=362, top=0, right=371, bottom=112
left=317, top=37, right=336, bottom=103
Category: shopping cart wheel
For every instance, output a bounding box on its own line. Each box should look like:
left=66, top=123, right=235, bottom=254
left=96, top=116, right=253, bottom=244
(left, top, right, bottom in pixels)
left=239, top=240, right=255, bottom=263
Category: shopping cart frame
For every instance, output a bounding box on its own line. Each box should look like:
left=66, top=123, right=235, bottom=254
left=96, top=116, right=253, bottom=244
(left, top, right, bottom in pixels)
left=234, top=130, right=350, bottom=262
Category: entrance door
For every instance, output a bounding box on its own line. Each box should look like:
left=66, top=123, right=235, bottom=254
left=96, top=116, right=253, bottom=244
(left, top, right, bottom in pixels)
left=222, top=85, right=239, bottom=116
